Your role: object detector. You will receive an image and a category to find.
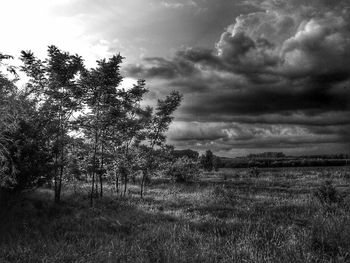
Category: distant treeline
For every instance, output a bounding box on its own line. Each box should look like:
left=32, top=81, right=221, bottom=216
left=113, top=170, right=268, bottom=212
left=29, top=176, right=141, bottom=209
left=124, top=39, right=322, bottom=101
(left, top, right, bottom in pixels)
left=219, top=157, right=350, bottom=168
left=174, top=150, right=350, bottom=168
left=247, top=152, right=285, bottom=158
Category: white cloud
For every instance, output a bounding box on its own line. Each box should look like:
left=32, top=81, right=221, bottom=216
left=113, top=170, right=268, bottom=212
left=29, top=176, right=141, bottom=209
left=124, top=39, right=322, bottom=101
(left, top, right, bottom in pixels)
left=0, top=0, right=112, bottom=67
left=161, top=0, right=197, bottom=9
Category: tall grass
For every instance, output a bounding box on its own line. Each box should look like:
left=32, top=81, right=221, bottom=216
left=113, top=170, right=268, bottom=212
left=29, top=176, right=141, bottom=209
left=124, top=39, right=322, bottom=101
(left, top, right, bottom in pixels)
left=1, top=166, right=350, bottom=262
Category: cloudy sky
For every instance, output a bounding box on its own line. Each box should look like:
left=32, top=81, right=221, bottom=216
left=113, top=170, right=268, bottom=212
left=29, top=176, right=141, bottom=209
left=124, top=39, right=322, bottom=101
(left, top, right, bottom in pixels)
left=1, top=0, right=349, bottom=156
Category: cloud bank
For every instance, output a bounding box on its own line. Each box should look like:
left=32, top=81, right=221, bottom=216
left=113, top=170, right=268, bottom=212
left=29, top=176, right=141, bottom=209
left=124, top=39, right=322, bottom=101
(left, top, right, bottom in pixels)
left=125, top=0, right=350, bottom=156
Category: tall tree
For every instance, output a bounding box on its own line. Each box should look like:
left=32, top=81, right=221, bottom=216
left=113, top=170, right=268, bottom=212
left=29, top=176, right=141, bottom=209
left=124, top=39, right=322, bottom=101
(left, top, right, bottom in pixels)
left=79, top=54, right=124, bottom=205
left=105, top=79, right=150, bottom=197
left=20, top=46, right=85, bottom=203
left=201, top=150, right=214, bottom=172
left=0, top=53, right=18, bottom=187
left=140, top=91, right=182, bottom=197
left=1, top=53, right=52, bottom=192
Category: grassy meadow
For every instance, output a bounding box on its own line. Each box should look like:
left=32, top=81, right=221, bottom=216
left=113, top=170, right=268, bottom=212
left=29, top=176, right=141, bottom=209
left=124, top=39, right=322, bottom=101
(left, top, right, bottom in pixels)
left=1, top=166, right=350, bottom=262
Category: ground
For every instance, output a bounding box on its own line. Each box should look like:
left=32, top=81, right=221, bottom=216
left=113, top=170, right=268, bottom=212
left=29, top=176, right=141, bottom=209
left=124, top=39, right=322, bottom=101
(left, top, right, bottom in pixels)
left=1, top=166, right=350, bottom=262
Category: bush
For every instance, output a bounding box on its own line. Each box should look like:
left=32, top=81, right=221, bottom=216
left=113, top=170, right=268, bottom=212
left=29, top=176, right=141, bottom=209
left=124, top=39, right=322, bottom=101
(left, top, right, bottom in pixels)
left=6, top=120, right=53, bottom=191
left=343, top=172, right=350, bottom=180
left=248, top=167, right=260, bottom=177
left=211, top=185, right=238, bottom=205
left=311, top=211, right=350, bottom=259
left=313, top=180, right=344, bottom=207
left=165, top=157, right=199, bottom=183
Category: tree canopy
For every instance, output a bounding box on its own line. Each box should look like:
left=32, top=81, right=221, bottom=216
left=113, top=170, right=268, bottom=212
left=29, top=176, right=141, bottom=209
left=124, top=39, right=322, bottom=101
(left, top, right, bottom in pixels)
left=0, top=46, right=182, bottom=204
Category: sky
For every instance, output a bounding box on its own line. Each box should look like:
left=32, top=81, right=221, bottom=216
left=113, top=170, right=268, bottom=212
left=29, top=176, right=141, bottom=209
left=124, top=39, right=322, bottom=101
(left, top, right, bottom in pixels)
left=1, top=0, right=349, bottom=157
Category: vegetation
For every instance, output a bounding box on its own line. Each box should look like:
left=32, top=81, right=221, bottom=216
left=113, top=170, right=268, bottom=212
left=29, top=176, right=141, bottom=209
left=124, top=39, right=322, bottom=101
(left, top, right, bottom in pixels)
left=2, top=47, right=350, bottom=262
left=0, top=166, right=350, bottom=262
left=200, top=150, right=221, bottom=172
left=219, top=155, right=350, bottom=169
left=165, top=156, right=200, bottom=183
left=0, top=46, right=182, bottom=204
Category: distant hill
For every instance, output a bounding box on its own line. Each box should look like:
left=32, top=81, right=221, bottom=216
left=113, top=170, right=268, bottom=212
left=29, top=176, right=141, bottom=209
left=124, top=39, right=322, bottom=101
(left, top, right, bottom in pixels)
left=247, top=152, right=285, bottom=158
left=172, top=149, right=349, bottom=168
left=173, top=149, right=199, bottom=160
left=218, top=153, right=350, bottom=168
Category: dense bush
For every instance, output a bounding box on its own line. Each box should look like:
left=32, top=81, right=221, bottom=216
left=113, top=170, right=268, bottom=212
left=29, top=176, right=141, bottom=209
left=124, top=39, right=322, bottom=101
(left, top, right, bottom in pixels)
left=311, top=211, right=350, bottom=259
left=211, top=185, right=238, bottom=205
left=165, top=157, right=199, bottom=183
left=313, top=180, right=344, bottom=207
left=248, top=167, right=260, bottom=177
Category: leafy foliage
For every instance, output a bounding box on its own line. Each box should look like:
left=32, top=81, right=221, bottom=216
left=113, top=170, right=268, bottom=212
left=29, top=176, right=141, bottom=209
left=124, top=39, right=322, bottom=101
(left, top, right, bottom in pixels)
left=1, top=46, right=182, bottom=204
left=200, top=150, right=214, bottom=172
left=314, top=180, right=344, bottom=207
left=0, top=53, right=22, bottom=187
left=211, top=185, right=238, bottom=205
left=165, top=156, right=199, bottom=183
left=20, top=46, right=85, bottom=202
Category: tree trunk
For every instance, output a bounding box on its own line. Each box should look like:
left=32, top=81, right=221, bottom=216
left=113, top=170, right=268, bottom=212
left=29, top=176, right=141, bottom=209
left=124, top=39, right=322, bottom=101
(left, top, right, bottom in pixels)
left=123, top=175, right=127, bottom=196
left=115, top=170, right=119, bottom=194
left=99, top=174, right=103, bottom=198
left=123, top=172, right=127, bottom=197
left=54, top=153, right=60, bottom=203
left=55, top=148, right=65, bottom=204
left=55, top=109, right=65, bottom=204
left=95, top=180, right=98, bottom=196
left=90, top=172, right=95, bottom=206
left=140, top=180, right=144, bottom=199
left=99, top=143, right=104, bottom=198
left=140, top=170, right=147, bottom=199
left=55, top=162, right=63, bottom=204
left=91, top=131, right=98, bottom=206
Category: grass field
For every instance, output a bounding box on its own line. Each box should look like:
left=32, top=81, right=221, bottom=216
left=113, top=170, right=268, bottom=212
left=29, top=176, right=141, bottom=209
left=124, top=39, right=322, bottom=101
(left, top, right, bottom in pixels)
left=1, top=166, right=350, bottom=262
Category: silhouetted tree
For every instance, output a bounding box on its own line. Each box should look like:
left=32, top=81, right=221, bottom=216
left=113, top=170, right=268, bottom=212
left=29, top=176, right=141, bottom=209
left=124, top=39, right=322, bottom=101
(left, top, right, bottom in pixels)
left=140, top=91, right=182, bottom=197
left=200, top=150, right=214, bottom=172
left=165, top=156, right=199, bottom=183
left=0, top=53, right=19, bottom=188
left=78, top=54, right=124, bottom=204
left=1, top=53, right=52, bottom=191
left=20, top=46, right=85, bottom=203
left=105, top=79, right=149, bottom=197
left=213, top=156, right=221, bottom=171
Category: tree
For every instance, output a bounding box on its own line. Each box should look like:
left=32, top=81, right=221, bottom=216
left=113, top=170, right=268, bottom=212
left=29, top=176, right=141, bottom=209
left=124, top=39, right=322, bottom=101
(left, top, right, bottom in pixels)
left=213, top=156, right=221, bottom=171
left=104, top=79, right=150, bottom=197
left=173, top=149, right=199, bottom=160
left=7, top=115, right=53, bottom=190
left=139, top=91, right=182, bottom=197
left=2, top=46, right=183, bottom=206
left=165, top=156, right=199, bottom=183
left=1, top=53, right=52, bottom=191
left=78, top=54, right=124, bottom=204
left=0, top=53, right=19, bottom=188
left=200, top=150, right=214, bottom=172
left=20, top=46, right=85, bottom=203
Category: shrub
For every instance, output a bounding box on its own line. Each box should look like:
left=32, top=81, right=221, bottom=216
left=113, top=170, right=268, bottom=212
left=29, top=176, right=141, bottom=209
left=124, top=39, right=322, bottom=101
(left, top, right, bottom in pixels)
left=211, top=185, right=238, bottom=205
left=248, top=167, right=260, bottom=177
left=313, top=180, right=344, bottom=207
left=343, top=172, right=350, bottom=180
left=165, top=157, right=200, bottom=183
left=311, top=211, right=350, bottom=259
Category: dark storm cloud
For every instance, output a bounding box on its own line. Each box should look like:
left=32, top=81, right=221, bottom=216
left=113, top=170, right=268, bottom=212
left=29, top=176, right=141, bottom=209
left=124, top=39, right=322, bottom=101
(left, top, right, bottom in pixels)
left=124, top=0, right=350, bottom=155
left=180, top=83, right=350, bottom=118
left=207, top=112, right=350, bottom=126
left=167, top=121, right=349, bottom=155
left=167, top=122, right=230, bottom=141
left=124, top=57, right=198, bottom=79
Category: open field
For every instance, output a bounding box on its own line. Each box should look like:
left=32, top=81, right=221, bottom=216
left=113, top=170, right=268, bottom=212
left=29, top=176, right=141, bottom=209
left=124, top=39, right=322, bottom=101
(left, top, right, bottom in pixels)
left=1, top=166, right=350, bottom=262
